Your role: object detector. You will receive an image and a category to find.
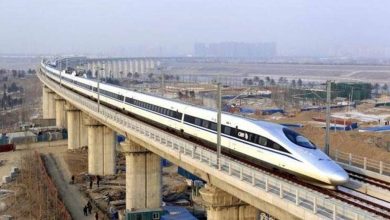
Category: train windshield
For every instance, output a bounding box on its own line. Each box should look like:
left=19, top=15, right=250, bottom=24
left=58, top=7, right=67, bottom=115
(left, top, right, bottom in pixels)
left=283, top=128, right=316, bottom=149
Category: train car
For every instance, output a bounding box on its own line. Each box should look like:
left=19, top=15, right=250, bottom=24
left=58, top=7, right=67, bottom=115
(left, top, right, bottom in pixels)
left=41, top=61, right=348, bottom=187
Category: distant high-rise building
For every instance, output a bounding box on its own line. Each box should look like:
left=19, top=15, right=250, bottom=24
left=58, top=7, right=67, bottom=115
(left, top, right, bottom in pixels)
left=193, top=42, right=276, bottom=58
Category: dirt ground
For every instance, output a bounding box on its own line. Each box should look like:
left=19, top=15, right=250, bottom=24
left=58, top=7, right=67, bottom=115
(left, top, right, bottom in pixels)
left=267, top=109, right=390, bottom=163
left=0, top=141, right=98, bottom=219
left=64, top=148, right=198, bottom=219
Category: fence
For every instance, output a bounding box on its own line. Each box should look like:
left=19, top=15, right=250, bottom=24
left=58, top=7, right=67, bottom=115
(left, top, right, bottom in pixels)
left=333, top=150, right=390, bottom=176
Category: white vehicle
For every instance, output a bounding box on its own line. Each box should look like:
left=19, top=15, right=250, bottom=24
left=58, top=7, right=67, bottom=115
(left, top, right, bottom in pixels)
left=41, top=61, right=348, bottom=187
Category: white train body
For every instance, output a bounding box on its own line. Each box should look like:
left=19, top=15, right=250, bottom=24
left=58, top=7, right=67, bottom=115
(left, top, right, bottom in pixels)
left=41, top=61, right=348, bottom=186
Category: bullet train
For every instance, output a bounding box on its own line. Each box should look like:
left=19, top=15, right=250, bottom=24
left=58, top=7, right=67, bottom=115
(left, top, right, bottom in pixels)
left=40, top=61, right=349, bottom=187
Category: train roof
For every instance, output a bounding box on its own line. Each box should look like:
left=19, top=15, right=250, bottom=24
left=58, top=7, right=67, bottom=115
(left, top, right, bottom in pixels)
left=42, top=61, right=284, bottom=130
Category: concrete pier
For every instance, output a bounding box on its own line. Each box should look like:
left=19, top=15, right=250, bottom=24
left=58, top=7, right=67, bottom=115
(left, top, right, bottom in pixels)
left=129, top=60, right=134, bottom=74
left=47, top=90, right=56, bottom=119
left=121, top=140, right=161, bottom=211
left=42, top=86, right=49, bottom=118
left=200, top=184, right=259, bottom=220
left=54, top=95, right=67, bottom=128
left=149, top=59, right=155, bottom=69
left=122, top=60, right=128, bottom=78
left=134, top=60, right=139, bottom=74
left=139, top=59, right=145, bottom=74
left=65, top=103, right=88, bottom=150
left=85, top=117, right=116, bottom=175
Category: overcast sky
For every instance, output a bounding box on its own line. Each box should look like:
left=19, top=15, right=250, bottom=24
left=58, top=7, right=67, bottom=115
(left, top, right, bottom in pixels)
left=1, top=0, right=389, bottom=57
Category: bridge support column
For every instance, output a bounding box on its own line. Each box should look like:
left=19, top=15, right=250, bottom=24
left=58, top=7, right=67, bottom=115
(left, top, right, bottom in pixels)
left=134, top=60, right=139, bottom=74
left=42, top=86, right=49, bottom=118
left=47, top=90, right=56, bottom=119
left=149, top=59, right=155, bottom=70
left=200, top=184, right=259, bottom=220
left=85, top=117, right=116, bottom=175
left=129, top=60, right=134, bottom=74
left=54, top=96, right=67, bottom=128
left=120, top=140, right=161, bottom=211
left=65, top=103, right=88, bottom=150
left=139, top=59, right=145, bottom=74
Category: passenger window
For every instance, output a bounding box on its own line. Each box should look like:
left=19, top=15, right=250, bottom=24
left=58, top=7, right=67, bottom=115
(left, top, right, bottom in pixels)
left=210, top=122, right=217, bottom=131
left=202, top=120, right=209, bottom=128
left=195, top=118, right=201, bottom=126
left=249, top=133, right=256, bottom=142
left=267, top=140, right=274, bottom=148
left=224, top=126, right=231, bottom=135
left=184, top=115, right=194, bottom=123
left=258, top=136, right=267, bottom=146
left=273, top=143, right=281, bottom=151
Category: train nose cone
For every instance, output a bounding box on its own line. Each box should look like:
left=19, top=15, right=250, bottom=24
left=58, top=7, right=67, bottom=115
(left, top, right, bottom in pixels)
left=328, top=170, right=349, bottom=185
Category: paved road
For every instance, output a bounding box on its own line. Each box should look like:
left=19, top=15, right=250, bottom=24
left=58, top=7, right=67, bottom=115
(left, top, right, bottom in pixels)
left=43, top=153, right=96, bottom=220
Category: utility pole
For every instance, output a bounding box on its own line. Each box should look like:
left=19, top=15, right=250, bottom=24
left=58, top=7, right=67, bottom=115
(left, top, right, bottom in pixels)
left=324, top=80, right=331, bottom=155
left=59, top=60, right=62, bottom=88
left=160, top=67, right=165, bottom=96
left=95, top=66, right=102, bottom=113
left=216, top=83, right=222, bottom=168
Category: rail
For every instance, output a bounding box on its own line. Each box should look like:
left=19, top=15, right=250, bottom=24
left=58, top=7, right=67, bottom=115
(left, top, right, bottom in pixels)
left=39, top=67, right=381, bottom=220
left=332, top=150, right=390, bottom=177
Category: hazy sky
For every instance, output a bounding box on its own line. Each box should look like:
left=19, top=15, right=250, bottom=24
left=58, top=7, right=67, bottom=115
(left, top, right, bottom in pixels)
left=1, top=0, right=390, bottom=56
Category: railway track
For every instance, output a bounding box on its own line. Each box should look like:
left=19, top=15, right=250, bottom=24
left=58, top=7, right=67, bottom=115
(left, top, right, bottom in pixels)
left=44, top=73, right=390, bottom=219
left=238, top=162, right=390, bottom=219
left=329, top=189, right=390, bottom=219
left=347, top=170, right=390, bottom=191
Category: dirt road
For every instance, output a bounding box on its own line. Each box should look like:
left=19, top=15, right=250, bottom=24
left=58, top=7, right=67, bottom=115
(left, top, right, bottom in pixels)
left=1, top=141, right=98, bottom=219
left=44, top=153, right=96, bottom=220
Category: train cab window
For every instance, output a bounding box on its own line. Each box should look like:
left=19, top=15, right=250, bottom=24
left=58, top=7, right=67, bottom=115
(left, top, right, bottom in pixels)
left=283, top=128, right=316, bottom=149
